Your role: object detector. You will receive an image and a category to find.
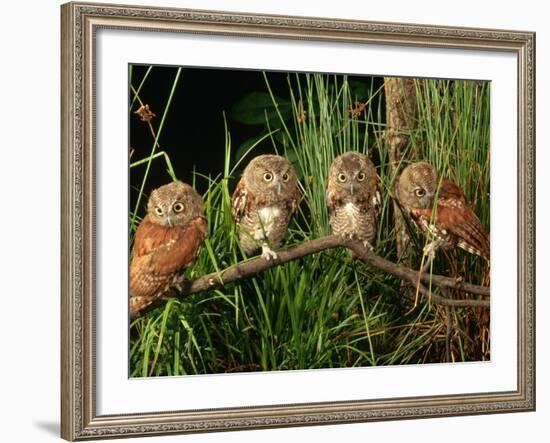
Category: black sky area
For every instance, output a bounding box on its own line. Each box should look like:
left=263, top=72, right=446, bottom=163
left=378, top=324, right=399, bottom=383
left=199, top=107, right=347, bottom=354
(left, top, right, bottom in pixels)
left=129, top=64, right=383, bottom=215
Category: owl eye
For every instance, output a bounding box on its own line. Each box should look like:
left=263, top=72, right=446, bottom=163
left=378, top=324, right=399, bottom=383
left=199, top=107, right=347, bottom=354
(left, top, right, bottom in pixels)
left=282, top=173, right=290, bottom=182
left=415, top=188, right=426, bottom=197
left=173, top=202, right=184, bottom=213
left=337, top=173, right=347, bottom=183
left=356, top=172, right=366, bottom=181
left=263, top=172, right=273, bottom=182
left=155, top=207, right=164, bottom=216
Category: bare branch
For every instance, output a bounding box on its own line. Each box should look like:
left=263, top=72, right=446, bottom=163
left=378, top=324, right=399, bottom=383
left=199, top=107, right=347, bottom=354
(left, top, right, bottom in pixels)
left=130, top=235, right=489, bottom=319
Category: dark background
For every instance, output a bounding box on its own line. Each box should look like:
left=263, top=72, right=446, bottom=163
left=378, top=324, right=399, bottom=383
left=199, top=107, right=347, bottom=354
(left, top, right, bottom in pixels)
left=129, top=64, right=383, bottom=214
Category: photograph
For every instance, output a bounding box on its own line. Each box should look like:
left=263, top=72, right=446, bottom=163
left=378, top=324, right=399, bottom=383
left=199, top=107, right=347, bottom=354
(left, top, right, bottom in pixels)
left=128, top=65, right=491, bottom=377
left=59, top=2, right=535, bottom=439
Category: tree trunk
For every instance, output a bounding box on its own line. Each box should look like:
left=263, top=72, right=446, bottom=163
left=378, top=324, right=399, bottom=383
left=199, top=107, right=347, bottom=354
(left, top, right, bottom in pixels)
left=384, top=77, right=417, bottom=260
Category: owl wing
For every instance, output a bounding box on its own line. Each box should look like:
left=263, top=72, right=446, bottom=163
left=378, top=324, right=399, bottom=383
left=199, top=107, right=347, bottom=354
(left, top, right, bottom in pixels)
left=130, top=216, right=208, bottom=299
left=370, top=181, right=382, bottom=215
left=231, top=180, right=258, bottom=223
left=437, top=206, right=489, bottom=261
left=231, top=179, right=252, bottom=222
left=326, top=186, right=340, bottom=218
left=413, top=179, right=489, bottom=260
left=439, top=180, right=489, bottom=259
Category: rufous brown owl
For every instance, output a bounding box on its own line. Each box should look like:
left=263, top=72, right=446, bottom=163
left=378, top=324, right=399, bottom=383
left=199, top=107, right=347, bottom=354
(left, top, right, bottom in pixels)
left=396, top=162, right=490, bottom=261
left=326, top=152, right=381, bottom=252
left=130, top=181, right=207, bottom=317
left=232, top=154, right=300, bottom=260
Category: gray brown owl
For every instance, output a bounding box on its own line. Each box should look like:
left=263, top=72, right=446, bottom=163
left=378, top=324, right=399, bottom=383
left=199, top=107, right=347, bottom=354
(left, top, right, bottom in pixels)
left=326, top=152, right=381, bottom=251
left=130, top=181, right=207, bottom=318
left=396, top=162, right=490, bottom=261
left=232, top=154, right=300, bottom=260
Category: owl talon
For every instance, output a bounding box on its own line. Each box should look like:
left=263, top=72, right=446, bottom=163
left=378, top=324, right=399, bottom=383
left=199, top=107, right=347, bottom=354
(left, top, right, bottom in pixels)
left=423, top=241, right=438, bottom=260
left=261, top=245, right=278, bottom=261
left=362, top=240, right=374, bottom=251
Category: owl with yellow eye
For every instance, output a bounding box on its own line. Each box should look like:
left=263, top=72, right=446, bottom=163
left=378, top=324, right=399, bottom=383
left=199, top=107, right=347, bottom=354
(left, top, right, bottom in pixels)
left=232, top=154, right=300, bottom=260
left=326, top=152, right=381, bottom=253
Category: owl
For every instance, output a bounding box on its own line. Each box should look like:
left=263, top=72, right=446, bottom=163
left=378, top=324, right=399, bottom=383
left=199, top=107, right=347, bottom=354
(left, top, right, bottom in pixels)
left=232, top=154, right=300, bottom=260
left=326, top=152, right=381, bottom=252
left=129, top=181, right=207, bottom=317
left=396, top=162, right=490, bottom=261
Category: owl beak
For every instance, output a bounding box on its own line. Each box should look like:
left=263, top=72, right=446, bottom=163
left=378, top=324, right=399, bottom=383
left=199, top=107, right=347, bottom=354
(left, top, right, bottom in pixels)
left=277, top=180, right=282, bottom=195
left=167, top=217, right=173, bottom=228
left=349, top=182, right=355, bottom=195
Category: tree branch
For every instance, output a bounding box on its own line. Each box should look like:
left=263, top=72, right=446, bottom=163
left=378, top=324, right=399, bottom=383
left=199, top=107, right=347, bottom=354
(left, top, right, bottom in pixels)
left=130, top=235, right=489, bottom=319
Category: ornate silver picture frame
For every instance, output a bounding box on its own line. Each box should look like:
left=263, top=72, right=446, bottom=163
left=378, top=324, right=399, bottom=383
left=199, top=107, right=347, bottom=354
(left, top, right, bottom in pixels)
left=61, top=2, right=535, bottom=440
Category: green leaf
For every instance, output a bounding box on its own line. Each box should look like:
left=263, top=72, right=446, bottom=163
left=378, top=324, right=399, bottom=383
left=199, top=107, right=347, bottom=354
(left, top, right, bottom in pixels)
left=231, top=92, right=293, bottom=125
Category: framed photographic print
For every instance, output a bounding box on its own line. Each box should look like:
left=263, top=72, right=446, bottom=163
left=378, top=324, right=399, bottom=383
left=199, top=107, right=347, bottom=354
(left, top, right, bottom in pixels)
left=61, top=1, right=536, bottom=440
